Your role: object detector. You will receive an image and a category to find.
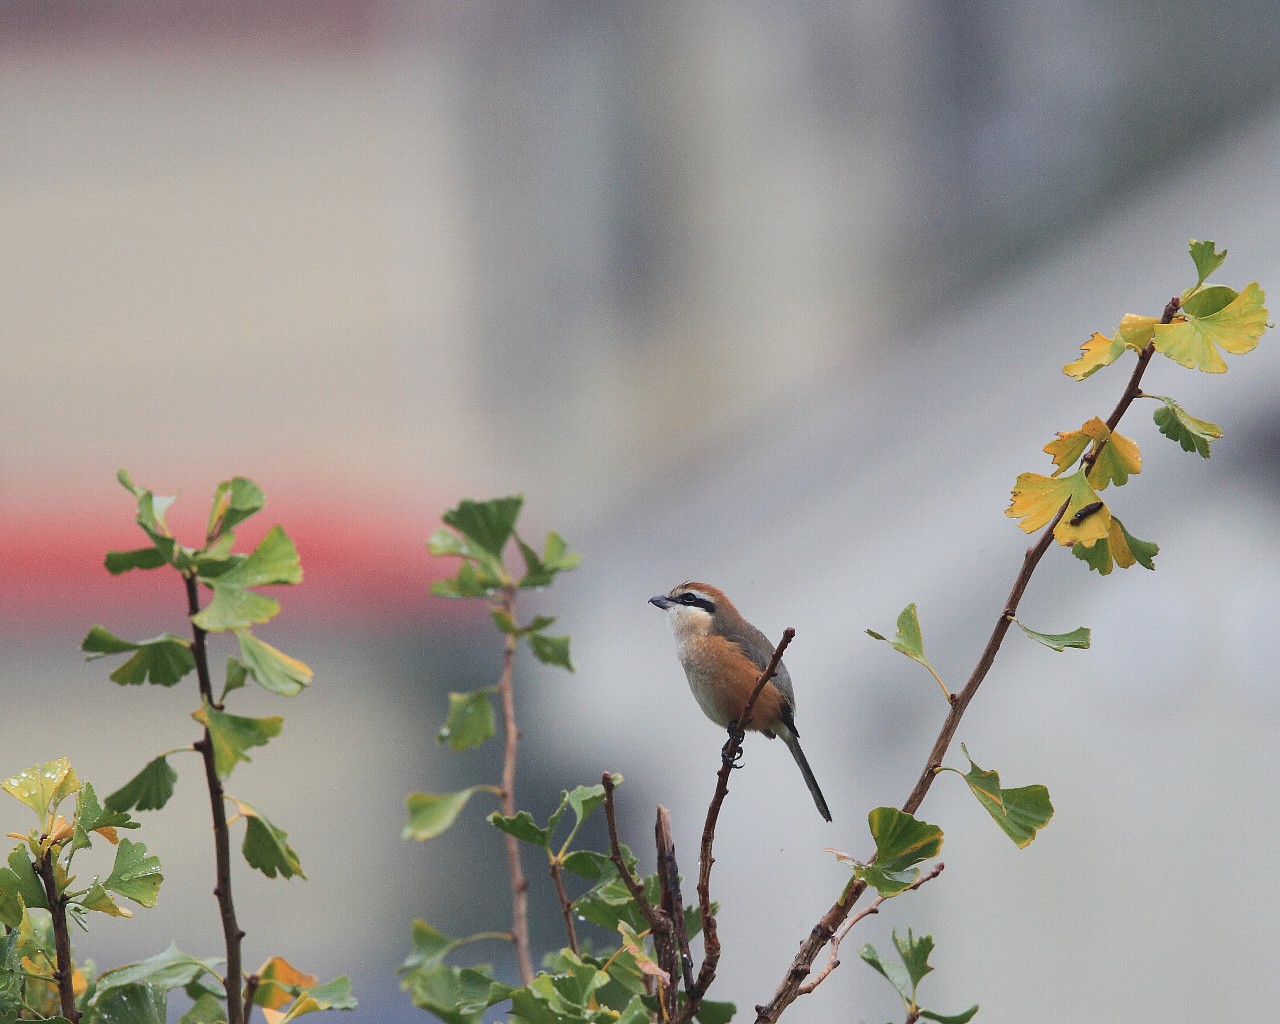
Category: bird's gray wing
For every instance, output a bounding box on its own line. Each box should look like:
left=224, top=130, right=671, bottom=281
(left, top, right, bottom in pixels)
left=711, top=617, right=796, bottom=705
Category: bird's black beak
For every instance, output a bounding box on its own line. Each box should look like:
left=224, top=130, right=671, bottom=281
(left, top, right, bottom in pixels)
left=649, top=595, right=673, bottom=609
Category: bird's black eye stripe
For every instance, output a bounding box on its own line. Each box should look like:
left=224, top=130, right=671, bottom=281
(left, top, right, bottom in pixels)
left=677, top=593, right=716, bottom=613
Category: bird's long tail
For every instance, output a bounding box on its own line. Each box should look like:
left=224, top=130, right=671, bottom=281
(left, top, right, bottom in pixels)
left=777, top=724, right=832, bottom=822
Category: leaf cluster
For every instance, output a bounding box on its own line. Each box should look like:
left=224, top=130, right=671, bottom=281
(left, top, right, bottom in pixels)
left=1015, top=241, right=1267, bottom=574
left=65, top=473, right=344, bottom=1024
left=860, top=929, right=977, bottom=1024
left=403, top=778, right=728, bottom=1024
left=0, top=760, right=171, bottom=1022
left=430, top=497, right=579, bottom=671
left=81, top=474, right=309, bottom=883
left=867, top=605, right=1062, bottom=849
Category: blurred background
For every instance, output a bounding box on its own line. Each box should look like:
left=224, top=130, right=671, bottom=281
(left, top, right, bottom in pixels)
left=3, top=1, right=1280, bottom=1021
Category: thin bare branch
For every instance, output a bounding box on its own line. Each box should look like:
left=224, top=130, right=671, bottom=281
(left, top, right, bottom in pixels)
left=602, top=772, right=659, bottom=920
left=548, top=855, right=580, bottom=956
left=798, top=863, right=945, bottom=996
left=603, top=774, right=678, bottom=1006
left=654, top=807, right=682, bottom=1020
left=657, top=807, right=696, bottom=994
left=496, top=585, right=535, bottom=985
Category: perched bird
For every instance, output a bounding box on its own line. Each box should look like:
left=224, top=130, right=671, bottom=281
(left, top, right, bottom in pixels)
left=649, top=582, right=832, bottom=822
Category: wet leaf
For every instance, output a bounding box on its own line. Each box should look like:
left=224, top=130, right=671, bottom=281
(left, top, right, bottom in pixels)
left=3, top=759, right=82, bottom=817
left=438, top=690, right=495, bottom=751
left=104, top=838, right=162, bottom=907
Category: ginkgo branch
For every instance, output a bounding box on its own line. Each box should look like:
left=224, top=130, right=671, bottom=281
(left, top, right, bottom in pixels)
left=602, top=772, right=677, bottom=1002
left=601, top=772, right=661, bottom=921
left=753, top=297, right=1182, bottom=1024
left=34, top=846, right=80, bottom=1022
left=547, top=854, right=579, bottom=956
left=185, top=572, right=247, bottom=1024
left=798, top=862, right=945, bottom=997
left=495, top=585, right=535, bottom=986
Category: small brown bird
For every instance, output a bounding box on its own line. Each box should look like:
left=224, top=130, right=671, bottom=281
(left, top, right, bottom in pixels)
left=649, top=582, right=832, bottom=822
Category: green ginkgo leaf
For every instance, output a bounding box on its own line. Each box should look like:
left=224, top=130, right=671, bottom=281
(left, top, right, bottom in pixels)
left=232, top=799, right=304, bottom=880
left=1072, top=516, right=1159, bottom=575
left=206, top=477, right=266, bottom=541
left=106, top=757, right=179, bottom=814
left=839, top=808, right=943, bottom=896
left=441, top=497, right=524, bottom=560
left=104, top=838, right=163, bottom=907
left=867, top=604, right=948, bottom=699
left=437, top=690, right=495, bottom=751
left=1014, top=620, right=1091, bottom=652
left=1150, top=397, right=1223, bottom=458
left=191, top=527, right=302, bottom=631
left=946, top=745, right=1053, bottom=848
left=95, top=943, right=225, bottom=996
left=404, top=788, right=493, bottom=842
left=1186, top=239, right=1227, bottom=292
left=234, top=630, right=313, bottom=696
left=193, top=704, right=283, bottom=778
left=488, top=810, right=550, bottom=849
left=82, top=627, right=195, bottom=687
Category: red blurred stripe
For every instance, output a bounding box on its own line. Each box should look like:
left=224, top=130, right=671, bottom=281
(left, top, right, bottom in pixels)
left=0, top=489, right=467, bottom=629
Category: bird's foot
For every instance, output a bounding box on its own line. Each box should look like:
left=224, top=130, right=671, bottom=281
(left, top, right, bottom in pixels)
left=721, top=722, right=746, bottom=767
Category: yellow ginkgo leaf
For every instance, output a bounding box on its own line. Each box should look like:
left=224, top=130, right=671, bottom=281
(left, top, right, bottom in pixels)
left=255, top=956, right=318, bottom=1011
left=1153, top=282, right=1268, bottom=373
left=1006, top=470, right=1110, bottom=548
left=1063, top=315, right=1157, bottom=380
left=1115, top=313, right=1158, bottom=350
left=2, top=759, right=82, bottom=818
left=1086, top=428, right=1141, bottom=490
left=1044, top=417, right=1108, bottom=476
left=1063, top=333, right=1125, bottom=380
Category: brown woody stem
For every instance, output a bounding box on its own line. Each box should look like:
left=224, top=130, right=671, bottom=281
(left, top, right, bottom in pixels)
left=496, top=586, right=535, bottom=985
left=185, top=572, right=246, bottom=1024
left=35, top=847, right=80, bottom=1022
left=548, top=854, right=579, bottom=956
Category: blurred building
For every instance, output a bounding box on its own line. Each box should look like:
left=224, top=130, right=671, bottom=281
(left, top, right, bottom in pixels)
left=3, top=2, right=1279, bottom=1022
